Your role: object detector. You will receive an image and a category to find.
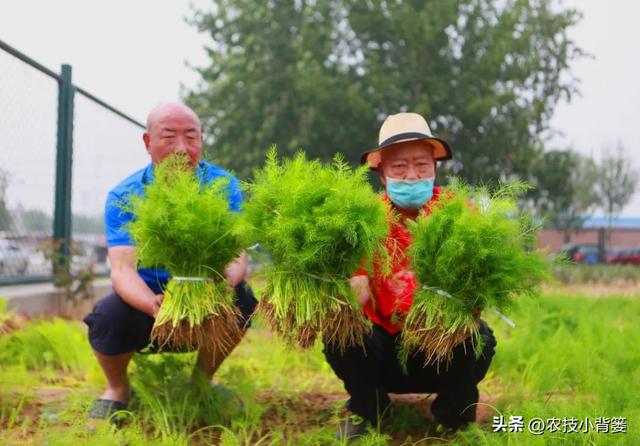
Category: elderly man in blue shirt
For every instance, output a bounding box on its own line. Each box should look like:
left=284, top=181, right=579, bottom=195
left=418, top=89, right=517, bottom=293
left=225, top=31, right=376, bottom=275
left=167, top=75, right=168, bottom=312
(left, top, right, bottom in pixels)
left=83, top=103, right=256, bottom=419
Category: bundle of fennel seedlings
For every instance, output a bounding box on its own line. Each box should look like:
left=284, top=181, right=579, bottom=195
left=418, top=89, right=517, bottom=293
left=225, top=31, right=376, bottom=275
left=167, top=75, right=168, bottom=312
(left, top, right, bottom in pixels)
left=127, top=154, right=245, bottom=354
left=401, top=180, right=550, bottom=366
left=242, top=148, right=389, bottom=350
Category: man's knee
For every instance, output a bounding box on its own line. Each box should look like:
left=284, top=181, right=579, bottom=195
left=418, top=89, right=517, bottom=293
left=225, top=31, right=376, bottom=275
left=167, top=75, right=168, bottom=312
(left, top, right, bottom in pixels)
left=323, top=337, right=371, bottom=382
left=475, top=319, right=497, bottom=383
left=323, top=324, right=391, bottom=382
left=84, top=292, right=153, bottom=355
left=234, top=281, right=258, bottom=328
left=478, top=319, right=497, bottom=351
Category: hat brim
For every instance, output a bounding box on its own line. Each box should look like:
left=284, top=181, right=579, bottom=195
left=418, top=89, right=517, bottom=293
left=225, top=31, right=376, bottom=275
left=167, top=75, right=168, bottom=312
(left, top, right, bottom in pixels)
left=360, top=133, right=453, bottom=170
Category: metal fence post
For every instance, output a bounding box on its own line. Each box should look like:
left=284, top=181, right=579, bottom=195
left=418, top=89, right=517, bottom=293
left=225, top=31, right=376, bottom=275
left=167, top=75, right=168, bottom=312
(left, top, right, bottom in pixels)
left=53, top=64, right=74, bottom=280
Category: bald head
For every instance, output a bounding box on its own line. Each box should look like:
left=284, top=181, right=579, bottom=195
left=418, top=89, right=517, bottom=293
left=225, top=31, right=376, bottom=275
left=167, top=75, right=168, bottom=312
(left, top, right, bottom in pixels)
left=146, top=102, right=201, bottom=132
left=143, top=102, right=203, bottom=167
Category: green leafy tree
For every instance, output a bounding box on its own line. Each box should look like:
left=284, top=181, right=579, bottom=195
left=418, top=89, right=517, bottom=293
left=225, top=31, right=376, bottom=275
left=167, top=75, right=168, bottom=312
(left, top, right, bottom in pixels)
left=594, top=144, right=639, bottom=231
left=186, top=0, right=583, bottom=183
left=0, top=169, right=12, bottom=231
left=187, top=0, right=372, bottom=175
left=529, top=149, right=598, bottom=243
left=72, top=213, right=104, bottom=235
left=19, top=209, right=52, bottom=232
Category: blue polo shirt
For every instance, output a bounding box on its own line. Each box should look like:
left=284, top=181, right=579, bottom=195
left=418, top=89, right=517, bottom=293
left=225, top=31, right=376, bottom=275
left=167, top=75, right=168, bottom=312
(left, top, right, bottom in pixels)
left=104, top=161, right=242, bottom=293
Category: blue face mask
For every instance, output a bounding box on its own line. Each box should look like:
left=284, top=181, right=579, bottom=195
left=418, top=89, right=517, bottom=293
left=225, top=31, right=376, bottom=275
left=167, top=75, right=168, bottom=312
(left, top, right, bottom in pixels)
left=385, top=177, right=434, bottom=209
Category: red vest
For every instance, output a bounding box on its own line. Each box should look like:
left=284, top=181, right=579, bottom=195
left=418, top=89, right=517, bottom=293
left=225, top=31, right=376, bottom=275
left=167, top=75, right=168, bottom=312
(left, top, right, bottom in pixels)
left=356, top=187, right=442, bottom=334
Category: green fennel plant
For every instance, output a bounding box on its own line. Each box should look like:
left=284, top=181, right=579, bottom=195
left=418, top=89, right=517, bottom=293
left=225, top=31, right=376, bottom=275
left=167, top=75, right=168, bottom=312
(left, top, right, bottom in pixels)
left=242, top=148, right=390, bottom=350
left=127, top=154, right=245, bottom=354
left=401, top=180, right=551, bottom=366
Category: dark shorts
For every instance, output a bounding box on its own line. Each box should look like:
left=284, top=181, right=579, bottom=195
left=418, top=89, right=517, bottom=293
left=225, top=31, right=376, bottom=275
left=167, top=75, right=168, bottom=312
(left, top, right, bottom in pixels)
left=84, top=281, right=257, bottom=356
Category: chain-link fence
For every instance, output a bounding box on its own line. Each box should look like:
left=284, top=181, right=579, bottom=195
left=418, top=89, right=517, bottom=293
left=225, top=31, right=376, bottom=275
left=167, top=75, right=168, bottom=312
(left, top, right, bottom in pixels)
left=0, top=39, right=148, bottom=285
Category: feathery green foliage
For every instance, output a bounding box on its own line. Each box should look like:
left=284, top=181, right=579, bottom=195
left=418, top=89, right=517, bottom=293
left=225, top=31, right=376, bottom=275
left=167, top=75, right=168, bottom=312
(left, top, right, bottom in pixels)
left=127, top=154, right=245, bottom=351
left=242, top=148, right=389, bottom=349
left=0, top=318, right=91, bottom=372
left=128, top=155, right=242, bottom=278
left=402, top=180, right=551, bottom=365
left=0, top=298, right=20, bottom=335
left=2, top=293, right=640, bottom=444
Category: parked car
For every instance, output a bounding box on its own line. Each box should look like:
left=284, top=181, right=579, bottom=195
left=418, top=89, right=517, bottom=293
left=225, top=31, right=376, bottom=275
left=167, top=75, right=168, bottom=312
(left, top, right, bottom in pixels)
left=604, top=248, right=622, bottom=264
left=0, top=240, right=30, bottom=275
left=607, top=248, right=640, bottom=265
left=559, top=243, right=603, bottom=264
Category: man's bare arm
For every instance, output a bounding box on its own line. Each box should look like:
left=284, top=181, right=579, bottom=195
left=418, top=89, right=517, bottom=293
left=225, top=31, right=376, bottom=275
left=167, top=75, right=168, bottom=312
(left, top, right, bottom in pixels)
left=108, top=246, right=163, bottom=317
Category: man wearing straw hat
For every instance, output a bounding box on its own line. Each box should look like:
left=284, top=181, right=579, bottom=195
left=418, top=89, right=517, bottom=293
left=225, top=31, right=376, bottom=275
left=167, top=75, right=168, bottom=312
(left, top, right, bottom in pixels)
left=324, top=112, right=497, bottom=439
left=83, top=103, right=257, bottom=421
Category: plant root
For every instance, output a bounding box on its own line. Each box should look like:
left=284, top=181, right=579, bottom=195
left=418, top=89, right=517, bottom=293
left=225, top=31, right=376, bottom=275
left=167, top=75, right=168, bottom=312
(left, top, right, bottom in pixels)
left=322, top=305, right=371, bottom=353
left=402, top=312, right=481, bottom=368
left=151, top=305, right=242, bottom=355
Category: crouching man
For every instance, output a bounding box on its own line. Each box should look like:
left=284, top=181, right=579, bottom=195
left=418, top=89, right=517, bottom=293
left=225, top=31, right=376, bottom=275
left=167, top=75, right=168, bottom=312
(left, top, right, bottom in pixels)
left=84, top=103, right=257, bottom=420
left=324, top=112, right=497, bottom=439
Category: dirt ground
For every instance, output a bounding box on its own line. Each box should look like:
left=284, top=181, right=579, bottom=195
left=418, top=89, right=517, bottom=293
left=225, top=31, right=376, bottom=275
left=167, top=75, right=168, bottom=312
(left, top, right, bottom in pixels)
left=258, top=391, right=497, bottom=444
left=3, top=387, right=497, bottom=445
left=543, top=280, right=640, bottom=297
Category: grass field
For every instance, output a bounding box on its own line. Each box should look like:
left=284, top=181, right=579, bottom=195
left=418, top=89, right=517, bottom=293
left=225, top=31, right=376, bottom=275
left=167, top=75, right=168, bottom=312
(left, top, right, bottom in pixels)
left=0, top=290, right=638, bottom=445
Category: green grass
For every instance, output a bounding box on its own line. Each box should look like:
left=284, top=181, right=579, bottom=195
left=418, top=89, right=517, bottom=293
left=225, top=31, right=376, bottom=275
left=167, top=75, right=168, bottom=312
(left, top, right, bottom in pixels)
left=461, top=293, right=640, bottom=445
left=0, top=292, right=638, bottom=445
left=552, top=263, right=640, bottom=284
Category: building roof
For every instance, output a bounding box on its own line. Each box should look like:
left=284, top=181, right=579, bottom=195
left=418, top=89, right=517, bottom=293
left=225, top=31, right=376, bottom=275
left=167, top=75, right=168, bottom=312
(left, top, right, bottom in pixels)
left=583, top=216, right=640, bottom=230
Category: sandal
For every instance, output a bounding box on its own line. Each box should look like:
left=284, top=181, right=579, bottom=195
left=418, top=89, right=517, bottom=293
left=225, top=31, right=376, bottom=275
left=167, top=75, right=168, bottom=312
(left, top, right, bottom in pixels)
left=88, top=399, right=128, bottom=421
left=88, top=388, right=135, bottom=423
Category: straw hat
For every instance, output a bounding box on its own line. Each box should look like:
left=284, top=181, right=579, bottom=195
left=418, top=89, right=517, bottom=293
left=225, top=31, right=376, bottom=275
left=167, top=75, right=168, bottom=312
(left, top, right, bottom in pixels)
left=360, top=112, right=453, bottom=170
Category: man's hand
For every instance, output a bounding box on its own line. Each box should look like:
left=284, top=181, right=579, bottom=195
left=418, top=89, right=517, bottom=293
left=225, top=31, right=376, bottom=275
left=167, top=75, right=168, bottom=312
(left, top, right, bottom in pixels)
left=146, top=293, right=164, bottom=318
left=350, top=275, right=372, bottom=306
left=224, top=251, right=249, bottom=288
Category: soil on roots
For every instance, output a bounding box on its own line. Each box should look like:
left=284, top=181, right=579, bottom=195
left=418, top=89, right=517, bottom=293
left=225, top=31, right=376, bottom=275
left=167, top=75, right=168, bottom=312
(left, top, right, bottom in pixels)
left=151, top=306, right=243, bottom=355
left=322, top=305, right=371, bottom=353
left=402, top=312, right=480, bottom=367
left=258, top=298, right=319, bottom=348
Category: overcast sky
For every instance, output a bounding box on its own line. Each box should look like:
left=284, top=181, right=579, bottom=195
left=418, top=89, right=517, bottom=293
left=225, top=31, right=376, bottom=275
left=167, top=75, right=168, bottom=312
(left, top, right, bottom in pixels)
left=1, top=0, right=639, bottom=217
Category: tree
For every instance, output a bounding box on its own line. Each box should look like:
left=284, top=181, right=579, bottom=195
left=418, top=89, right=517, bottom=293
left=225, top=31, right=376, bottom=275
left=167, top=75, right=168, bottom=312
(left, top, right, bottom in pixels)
left=594, top=144, right=639, bottom=232
left=18, top=208, right=52, bottom=232
left=72, top=213, right=104, bottom=235
left=187, top=0, right=371, bottom=177
left=0, top=169, right=12, bottom=231
left=186, top=0, right=583, bottom=183
left=529, top=149, right=598, bottom=243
